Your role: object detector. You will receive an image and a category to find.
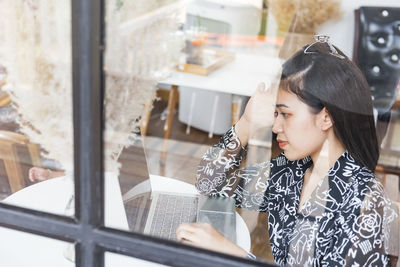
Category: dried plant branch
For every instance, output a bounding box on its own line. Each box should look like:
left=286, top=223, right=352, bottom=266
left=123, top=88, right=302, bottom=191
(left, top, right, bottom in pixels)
left=268, top=0, right=342, bottom=34
left=1, top=0, right=185, bottom=176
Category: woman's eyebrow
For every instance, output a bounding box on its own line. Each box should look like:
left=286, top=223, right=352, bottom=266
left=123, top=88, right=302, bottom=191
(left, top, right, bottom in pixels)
left=276, top=104, right=289, bottom=108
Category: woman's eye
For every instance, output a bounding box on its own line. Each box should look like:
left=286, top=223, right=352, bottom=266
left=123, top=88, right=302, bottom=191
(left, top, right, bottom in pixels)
left=274, top=111, right=289, bottom=118
left=281, top=112, right=289, bottom=117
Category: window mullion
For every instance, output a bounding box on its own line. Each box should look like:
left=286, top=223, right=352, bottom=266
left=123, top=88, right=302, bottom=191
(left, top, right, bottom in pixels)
left=71, top=0, right=104, bottom=266
left=0, top=203, right=80, bottom=242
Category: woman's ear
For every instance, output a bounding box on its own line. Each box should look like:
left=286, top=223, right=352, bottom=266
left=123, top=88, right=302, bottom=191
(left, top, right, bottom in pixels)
left=320, top=108, right=333, bottom=131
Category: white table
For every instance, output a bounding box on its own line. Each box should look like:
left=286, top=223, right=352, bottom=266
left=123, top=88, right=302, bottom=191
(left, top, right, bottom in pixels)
left=161, top=54, right=282, bottom=97
left=0, top=173, right=130, bottom=267
left=2, top=172, right=128, bottom=230
left=156, top=53, right=283, bottom=138
left=0, top=173, right=251, bottom=266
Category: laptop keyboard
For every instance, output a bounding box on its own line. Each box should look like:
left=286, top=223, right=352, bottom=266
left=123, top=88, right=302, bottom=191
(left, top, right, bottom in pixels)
left=149, top=194, right=198, bottom=240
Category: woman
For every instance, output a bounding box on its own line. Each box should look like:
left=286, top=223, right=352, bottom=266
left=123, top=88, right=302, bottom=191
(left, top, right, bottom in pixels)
left=176, top=37, right=396, bottom=266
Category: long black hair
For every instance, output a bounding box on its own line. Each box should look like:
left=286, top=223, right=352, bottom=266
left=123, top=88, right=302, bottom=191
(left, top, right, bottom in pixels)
left=280, top=42, right=379, bottom=171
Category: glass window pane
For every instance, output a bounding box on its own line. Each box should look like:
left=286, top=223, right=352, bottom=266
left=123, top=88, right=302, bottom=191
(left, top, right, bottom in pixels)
left=105, top=252, right=169, bottom=267
left=0, top=1, right=74, bottom=216
left=104, top=0, right=399, bottom=265
left=102, top=0, right=285, bottom=264
left=0, top=226, right=75, bottom=267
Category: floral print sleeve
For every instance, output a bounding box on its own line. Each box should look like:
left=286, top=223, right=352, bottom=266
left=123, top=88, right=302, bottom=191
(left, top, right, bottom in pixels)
left=195, top=126, right=271, bottom=212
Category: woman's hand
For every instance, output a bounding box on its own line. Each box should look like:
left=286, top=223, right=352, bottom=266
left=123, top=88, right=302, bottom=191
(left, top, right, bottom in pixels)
left=235, top=82, right=277, bottom=146
left=29, top=167, right=52, bottom=182
left=28, top=167, right=65, bottom=182
left=176, top=223, right=248, bottom=257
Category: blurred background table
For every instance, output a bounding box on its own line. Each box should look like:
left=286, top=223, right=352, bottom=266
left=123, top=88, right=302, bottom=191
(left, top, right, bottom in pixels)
left=156, top=53, right=282, bottom=138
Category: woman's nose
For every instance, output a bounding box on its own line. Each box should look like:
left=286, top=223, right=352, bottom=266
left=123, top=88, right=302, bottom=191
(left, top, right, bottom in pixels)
left=272, top=118, right=282, bottom=134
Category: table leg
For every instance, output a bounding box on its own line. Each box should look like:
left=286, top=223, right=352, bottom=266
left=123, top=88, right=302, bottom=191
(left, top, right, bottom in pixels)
left=27, top=143, right=41, bottom=167
left=186, top=91, right=197, bottom=135
left=208, top=95, right=220, bottom=139
left=232, top=94, right=243, bottom=125
left=1, top=142, right=25, bottom=193
left=140, top=97, right=155, bottom=136
left=163, top=85, right=178, bottom=140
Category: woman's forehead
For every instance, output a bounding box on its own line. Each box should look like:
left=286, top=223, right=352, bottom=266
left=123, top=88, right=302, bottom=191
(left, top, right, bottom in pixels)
left=276, top=89, right=313, bottom=113
left=276, top=89, right=298, bottom=105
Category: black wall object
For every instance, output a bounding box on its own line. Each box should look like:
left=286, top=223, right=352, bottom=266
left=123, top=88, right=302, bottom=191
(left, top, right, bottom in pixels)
left=354, top=6, right=400, bottom=113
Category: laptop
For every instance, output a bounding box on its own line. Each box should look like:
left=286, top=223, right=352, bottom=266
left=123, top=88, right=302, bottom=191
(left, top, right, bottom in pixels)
left=120, top=136, right=237, bottom=243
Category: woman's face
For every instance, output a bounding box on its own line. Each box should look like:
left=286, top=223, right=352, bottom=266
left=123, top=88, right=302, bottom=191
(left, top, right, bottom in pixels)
left=272, top=89, right=327, bottom=161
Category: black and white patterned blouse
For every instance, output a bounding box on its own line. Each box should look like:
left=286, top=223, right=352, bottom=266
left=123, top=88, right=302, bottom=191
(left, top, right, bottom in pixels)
left=196, top=126, right=397, bottom=266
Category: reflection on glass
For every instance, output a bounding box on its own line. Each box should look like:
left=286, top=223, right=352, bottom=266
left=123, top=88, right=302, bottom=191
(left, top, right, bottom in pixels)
left=103, top=0, right=186, bottom=230
left=360, top=9, right=400, bottom=266
left=0, top=226, right=75, bottom=267
left=102, top=0, right=285, bottom=263
left=0, top=1, right=74, bottom=215
left=103, top=0, right=400, bottom=265
left=105, top=252, right=169, bottom=267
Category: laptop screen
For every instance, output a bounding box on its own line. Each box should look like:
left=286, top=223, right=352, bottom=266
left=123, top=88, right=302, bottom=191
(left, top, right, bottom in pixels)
left=105, top=134, right=152, bottom=232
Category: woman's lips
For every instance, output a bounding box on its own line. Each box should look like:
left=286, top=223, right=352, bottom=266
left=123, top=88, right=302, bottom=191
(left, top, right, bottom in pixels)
left=277, top=139, right=288, bottom=149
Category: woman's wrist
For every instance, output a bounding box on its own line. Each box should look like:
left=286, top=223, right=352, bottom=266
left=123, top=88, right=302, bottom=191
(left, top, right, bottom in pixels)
left=223, top=242, right=248, bottom=258
left=234, top=117, right=250, bottom=147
